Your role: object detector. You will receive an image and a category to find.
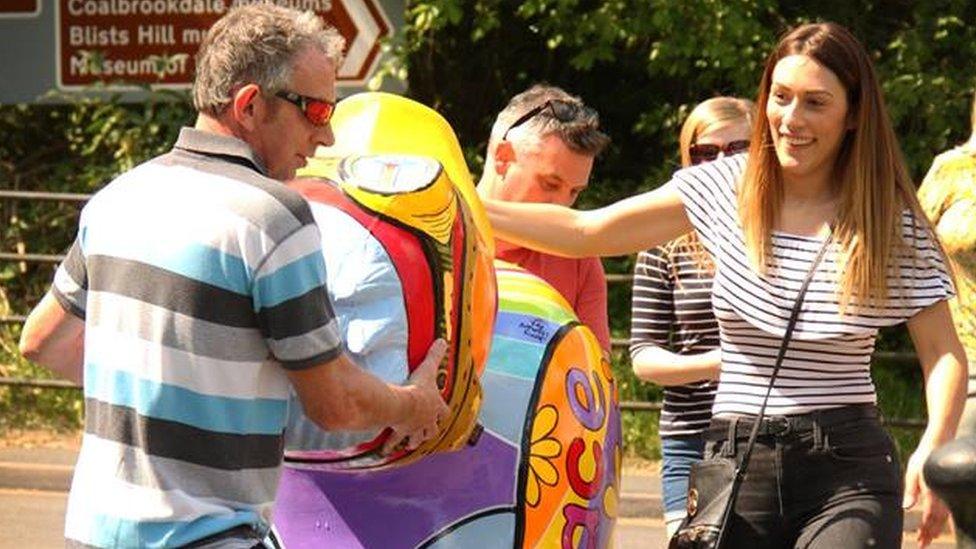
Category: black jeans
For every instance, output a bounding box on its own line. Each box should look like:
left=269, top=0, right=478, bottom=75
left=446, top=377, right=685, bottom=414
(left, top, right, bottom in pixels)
left=704, top=405, right=903, bottom=548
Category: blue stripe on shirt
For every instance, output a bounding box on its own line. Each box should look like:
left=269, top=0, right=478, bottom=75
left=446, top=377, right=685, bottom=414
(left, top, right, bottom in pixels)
left=85, top=365, right=287, bottom=435
left=253, top=252, right=328, bottom=310
left=156, top=243, right=251, bottom=295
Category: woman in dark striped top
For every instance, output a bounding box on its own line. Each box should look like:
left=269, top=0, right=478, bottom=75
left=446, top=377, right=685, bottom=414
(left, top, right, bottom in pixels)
left=629, top=97, right=753, bottom=538
left=487, top=22, right=968, bottom=547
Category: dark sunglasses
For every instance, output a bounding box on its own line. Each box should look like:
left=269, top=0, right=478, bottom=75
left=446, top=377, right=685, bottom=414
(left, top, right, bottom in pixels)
left=502, top=99, right=596, bottom=141
left=274, top=90, right=336, bottom=126
left=688, top=140, right=750, bottom=165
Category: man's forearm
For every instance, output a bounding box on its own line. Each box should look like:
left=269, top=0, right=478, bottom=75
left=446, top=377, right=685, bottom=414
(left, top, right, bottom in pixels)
left=21, top=336, right=84, bottom=384
left=289, top=355, right=416, bottom=432
left=19, top=292, right=85, bottom=384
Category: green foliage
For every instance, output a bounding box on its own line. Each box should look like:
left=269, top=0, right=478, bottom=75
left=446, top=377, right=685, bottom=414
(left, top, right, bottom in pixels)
left=1, top=89, right=193, bottom=306
left=610, top=348, right=663, bottom=459
left=379, top=0, right=976, bottom=192
left=0, top=89, right=194, bottom=430
left=872, top=359, right=925, bottom=463
left=0, top=324, right=83, bottom=432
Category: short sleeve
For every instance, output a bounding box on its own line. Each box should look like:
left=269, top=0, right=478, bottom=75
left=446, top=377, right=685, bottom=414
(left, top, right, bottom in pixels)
left=629, top=247, right=674, bottom=357
left=887, top=210, right=956, bottom=317
left=252, top=223, right=343, bottom=370
left=670, top=154, right=746, bottom=260
left=52, top=237, right=88, bottom=319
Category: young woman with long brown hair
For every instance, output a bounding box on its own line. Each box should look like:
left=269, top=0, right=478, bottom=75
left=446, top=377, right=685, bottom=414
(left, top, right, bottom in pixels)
left=487, top=23, right=967, bottom=547
left=629, top=96, right=753, bottom=540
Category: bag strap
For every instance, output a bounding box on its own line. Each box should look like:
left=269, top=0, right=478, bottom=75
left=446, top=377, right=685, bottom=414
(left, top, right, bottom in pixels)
left=714, top=226, right=834, bottom=548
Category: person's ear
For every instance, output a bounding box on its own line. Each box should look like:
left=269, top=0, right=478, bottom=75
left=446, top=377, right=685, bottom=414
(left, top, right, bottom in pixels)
left=231, top=84, right=261, bottom=131
left=845, top=108, right=857, bottom=131
left=494, top=140, right=516, bottom=177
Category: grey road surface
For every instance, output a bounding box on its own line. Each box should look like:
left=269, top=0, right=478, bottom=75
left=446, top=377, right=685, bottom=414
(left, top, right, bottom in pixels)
left=0, top=489, right=954, bottom=549
left=0, top=488, right=67, bottom=549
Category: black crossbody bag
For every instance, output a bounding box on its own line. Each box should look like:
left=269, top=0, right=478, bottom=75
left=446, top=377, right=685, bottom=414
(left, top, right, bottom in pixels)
left=669, top=230, right=833, bottom=549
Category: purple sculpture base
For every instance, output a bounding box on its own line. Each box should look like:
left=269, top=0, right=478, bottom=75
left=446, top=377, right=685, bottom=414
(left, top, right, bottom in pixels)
left=274, top=431, right=518, bottom=548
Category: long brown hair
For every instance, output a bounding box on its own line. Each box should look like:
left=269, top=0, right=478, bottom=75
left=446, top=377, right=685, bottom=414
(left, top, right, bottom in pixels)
left=670, top=97, right=754, bottom=277
left=739, top=22, right=944, bottom=311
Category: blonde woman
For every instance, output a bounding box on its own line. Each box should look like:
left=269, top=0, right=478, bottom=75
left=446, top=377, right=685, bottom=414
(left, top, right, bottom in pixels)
left=487, top=22, right=966, bottom=547
left=629, top=97, right=753, bottom=540
left=918, top=90, right=976, bottom=438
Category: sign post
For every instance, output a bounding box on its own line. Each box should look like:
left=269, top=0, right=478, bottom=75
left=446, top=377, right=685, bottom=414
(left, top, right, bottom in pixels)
left=0, top=0, right=402, bottom=103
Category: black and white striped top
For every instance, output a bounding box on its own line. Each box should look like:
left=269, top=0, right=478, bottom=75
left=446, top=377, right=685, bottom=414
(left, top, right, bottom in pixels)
left=672, top=155, right=955, bottom=417
left=630, top=245, right=718, bottom=436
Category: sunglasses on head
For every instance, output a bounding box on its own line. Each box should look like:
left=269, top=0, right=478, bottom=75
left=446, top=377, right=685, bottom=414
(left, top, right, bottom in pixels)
left=688, top=140, right=750, bottom=165
left=502, top=99, right=596, bottom=141
left=274, top=90, right=336, bottom=126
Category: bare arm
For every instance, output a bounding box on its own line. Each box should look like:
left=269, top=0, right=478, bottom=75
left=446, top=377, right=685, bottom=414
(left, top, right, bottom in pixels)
left=18, top=291, right=85, bottom=384
left=286, top=339, right=449, bottom=452
left=904, top=300, right=967, bottom=548
left=484, top=183, right=692, bottom=258
left=632, top=347, right=721, bottom=386
left=629, top=249, right=720, bottom=385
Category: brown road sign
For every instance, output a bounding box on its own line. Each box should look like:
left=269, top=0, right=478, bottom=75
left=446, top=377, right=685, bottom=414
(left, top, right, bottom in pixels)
left=56, top=0, right=391, bottom=90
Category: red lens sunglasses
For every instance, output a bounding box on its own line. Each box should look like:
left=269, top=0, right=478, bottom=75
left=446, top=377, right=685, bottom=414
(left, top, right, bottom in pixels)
left=275, top=90, right=336, bottom=126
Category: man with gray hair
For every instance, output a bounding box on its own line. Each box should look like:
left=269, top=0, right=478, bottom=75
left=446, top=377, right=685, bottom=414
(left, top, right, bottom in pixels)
left=477, top=84, right=612, bottom=352
left=18, top=4, right=447, bottom=547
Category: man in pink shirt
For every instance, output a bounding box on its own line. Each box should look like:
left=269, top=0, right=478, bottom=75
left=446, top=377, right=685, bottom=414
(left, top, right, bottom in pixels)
left=477, top=85, right=612, bottom=352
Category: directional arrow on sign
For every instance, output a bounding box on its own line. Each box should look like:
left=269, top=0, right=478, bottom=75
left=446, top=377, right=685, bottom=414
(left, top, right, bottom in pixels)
left=332, top=0, right=392, bottom=87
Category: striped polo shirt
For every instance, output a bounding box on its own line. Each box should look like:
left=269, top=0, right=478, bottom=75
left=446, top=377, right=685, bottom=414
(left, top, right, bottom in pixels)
left=53, top=128, right=342, bottom=548
left=671, top=155, right=954, bottom=417
left=630, top=245, right=718, bottom=436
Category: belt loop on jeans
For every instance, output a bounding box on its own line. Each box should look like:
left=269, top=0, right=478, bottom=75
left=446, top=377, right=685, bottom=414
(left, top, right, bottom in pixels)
left=723, top=417, right=739, bottom=457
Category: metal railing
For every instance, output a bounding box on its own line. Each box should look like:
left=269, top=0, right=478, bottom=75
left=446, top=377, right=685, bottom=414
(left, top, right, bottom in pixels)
left=0, top=189, right=91, bottom=202
left=0, top=252, right=63, bottom=263
left=0, top=376, right=929, bottom=428
left=0, top=376, right=80, bottom=389
left=0, top=188, right=928, bottom=428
